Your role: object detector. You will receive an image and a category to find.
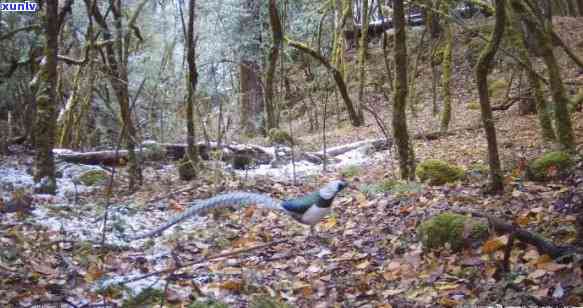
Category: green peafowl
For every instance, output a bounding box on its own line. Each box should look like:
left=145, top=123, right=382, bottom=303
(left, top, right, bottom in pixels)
left=126, top=180, right=347, bottom=241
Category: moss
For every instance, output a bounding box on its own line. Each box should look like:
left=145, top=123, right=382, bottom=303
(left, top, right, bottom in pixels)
left=188, top=300, right=230, bottom=308
left=268, top=128, right=294, bottom=146
left=78, top=170, right=108, bottom=186
left=359, top=179, right=424, bottom=196
left=488, top=79, right=508, bottom=97
left=141, top=141, right=166, bottom=161
left=417, top=212, right=489, bottom=251
left=122, top=288, right=165, bottom=308
left=177, top=157, right=196, bottom=180
left=250, top=295, right=292, bottom=308
left=340, top=165, right=361, bottom=178
left=416, top=159, right=464, bottom=186
left=467, top=101, right=481, bottom=110
left=526, top=151, right=573, bottom=181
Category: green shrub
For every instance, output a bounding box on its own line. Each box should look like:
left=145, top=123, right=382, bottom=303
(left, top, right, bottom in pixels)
left=526, top=151, right=573, bottom=181
left=416, top=159, right=464, bottom=186
left=417, top=212, right=488, bottom=251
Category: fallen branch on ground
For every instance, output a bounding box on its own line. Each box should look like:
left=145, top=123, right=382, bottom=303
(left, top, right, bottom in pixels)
left=457, top=210, right=582, bottom=259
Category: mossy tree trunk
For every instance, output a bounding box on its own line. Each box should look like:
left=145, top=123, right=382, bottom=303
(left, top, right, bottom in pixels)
left=286, top=39, right=363, bottom=127
left=86, top=0, right=148, bottom=191
left=182, top=0, right=199, bottom=181
left=33, top=0, right=59, bottom=194
left=511, top=0, right=575, bottom=151
left=356, top=0, right=369, bottom=124
left=265, top=0, right=282, bottom=132
left=508, top=4, right=556, bottom=142
left=392, top=0, right=415, bottom=180
left=439, top=3, right=453, bottom=133
left=475, top=0, right=505, bottom=193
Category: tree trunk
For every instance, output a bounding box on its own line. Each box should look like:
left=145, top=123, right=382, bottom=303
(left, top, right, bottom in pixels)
left=512, top=0, right=575, bottom=150
left=286, top=39, right=362, bottom=127
left=265, top=0, right=282, bottom=132
left=392, top=0, right=415, bottom=180
left=180, top=0, right=199, bottom=181
left=33, top=0, right=59, bottom=194
left=475, top=0, right=505, bottom=193
left=85, top=0, right=147, bottom=191
left=440, top=4, right=453, bottom=133
left=357, top=0, right=369, bottom=124
left=508, top=5, right=555, bottom=142
left=425, top=0, right=442, bottom=39
left=240, top=61, right=264, bottom=136
left=239, top=0, right=264, bottom=137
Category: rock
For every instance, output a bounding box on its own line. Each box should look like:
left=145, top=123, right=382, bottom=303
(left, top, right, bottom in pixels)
left=416, top=159, right=464, bottom=186
left=526, top=151, right=573, bottom=181
left=417, top=212, right=488, bottom=251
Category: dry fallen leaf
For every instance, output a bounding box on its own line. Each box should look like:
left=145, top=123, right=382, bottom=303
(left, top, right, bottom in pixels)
left=482, top=235, right=508, bottom=254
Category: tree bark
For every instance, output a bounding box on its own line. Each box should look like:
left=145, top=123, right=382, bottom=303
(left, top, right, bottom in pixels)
left=508, top=5, right=555, bottom=142
left=357, top=0, right=369, bottom=124
left=440, top=4, right=453, bottom=133
left=511, top=0, right=575, bottom=150
left=265, top=0, right=282, bottom=132
left=180, top=0, right=199, bottom=181
left=33, top=0, right=59, bottom=194
left=475, top=0, right=505, bottom=193
left=239, top=0, right=264, bottom=136
left=392, top=0, right=415, bottom=180
left=85, top=0, right=147, bottom=191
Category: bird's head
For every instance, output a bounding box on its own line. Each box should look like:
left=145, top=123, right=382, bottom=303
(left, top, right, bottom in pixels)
left=319, top=180, right=348, bottom=200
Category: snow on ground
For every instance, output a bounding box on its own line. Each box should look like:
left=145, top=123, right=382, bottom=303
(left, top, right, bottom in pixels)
left=241, top=139, right=392, bottom=181
left=0, top=139, right=391, bottom=300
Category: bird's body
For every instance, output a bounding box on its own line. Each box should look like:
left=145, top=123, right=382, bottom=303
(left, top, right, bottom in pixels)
left=281, top=191, right=335, bottom=225
left=126, top=180, right=347, bottom=241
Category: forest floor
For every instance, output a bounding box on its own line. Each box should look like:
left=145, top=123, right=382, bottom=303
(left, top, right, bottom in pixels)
left=1, top=17, right=583, bottom=308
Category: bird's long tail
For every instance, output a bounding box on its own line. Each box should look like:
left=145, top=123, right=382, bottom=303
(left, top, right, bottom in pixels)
left=127, top=192, right=283, bottom=241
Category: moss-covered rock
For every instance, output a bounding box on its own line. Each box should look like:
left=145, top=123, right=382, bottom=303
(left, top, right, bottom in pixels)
left=188, top=300, right=230, bottom=308
left=526, top=151, right=573, bottom=181
left=488, top=79, right=508, bottom=98
left=417, top=212, right=489, bottom=251
left=140, top=141, right=167, bottom=161
left=467, top=101, right=481, bottom=110
left=250, top=295, right=292, bottom=308
left=416, top=159, right=464, bottom=185
left=268, top=128, right=294, bottom=146
left=340, top=165, right=361, bottom=178
left=122, top=288, right=165, bottom=308
left=359, top=179, right=424, bottom=196
left=78, top=169, right=108, bottom=186
left=177, top=157, right=196, bottom=180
